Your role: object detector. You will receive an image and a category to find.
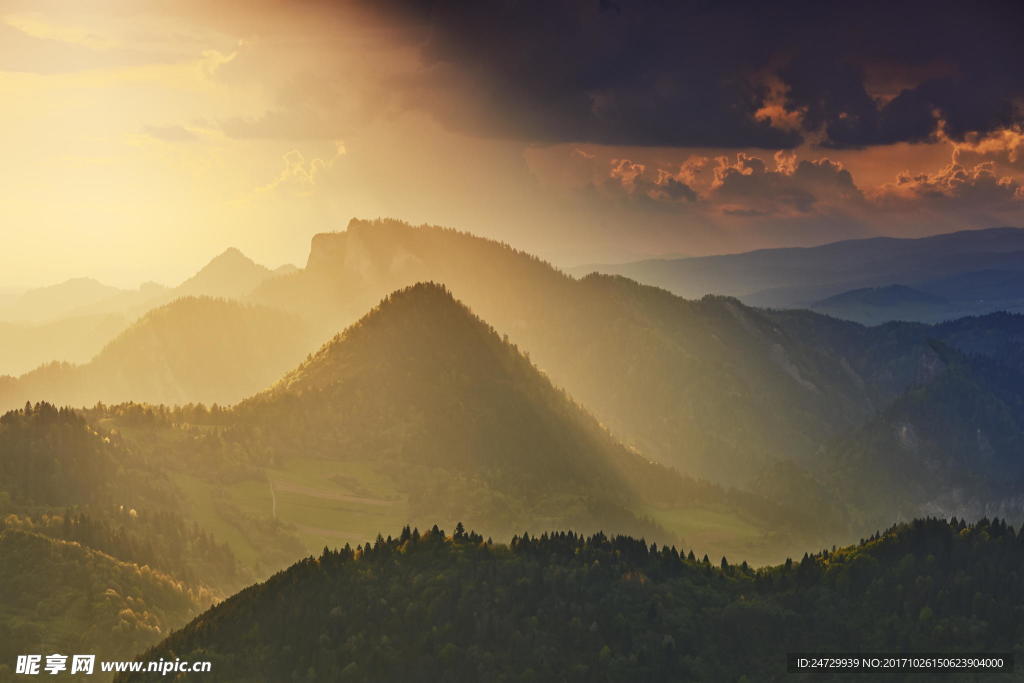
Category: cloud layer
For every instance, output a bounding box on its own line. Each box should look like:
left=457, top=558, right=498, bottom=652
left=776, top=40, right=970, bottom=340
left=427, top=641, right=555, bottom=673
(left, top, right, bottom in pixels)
left=374, top=0, right=1024, bottom=150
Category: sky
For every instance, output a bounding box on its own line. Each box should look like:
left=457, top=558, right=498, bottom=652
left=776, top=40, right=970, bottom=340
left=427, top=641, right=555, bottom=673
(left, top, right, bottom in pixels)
left=1, top=0, right=1023, bottom=288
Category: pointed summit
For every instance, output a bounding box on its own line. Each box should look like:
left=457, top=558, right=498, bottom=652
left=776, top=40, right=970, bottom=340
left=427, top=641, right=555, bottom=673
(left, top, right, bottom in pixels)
left=273, top=282, right=498, bottom=395
left=175, top=247, right=274, bottom=299
left=240, top=282, right=667, bottom=537
left=210, top=246, right=248, bottom=264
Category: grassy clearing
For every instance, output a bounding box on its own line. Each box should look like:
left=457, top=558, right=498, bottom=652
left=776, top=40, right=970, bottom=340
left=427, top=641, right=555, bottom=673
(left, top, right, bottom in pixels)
left=265, top=458, right=408, bottom=552
left=167, top=471, right=265, bottom=569
left=639, top=503, right=786, bottom=567
left=173, top=456, right=410, bottom=556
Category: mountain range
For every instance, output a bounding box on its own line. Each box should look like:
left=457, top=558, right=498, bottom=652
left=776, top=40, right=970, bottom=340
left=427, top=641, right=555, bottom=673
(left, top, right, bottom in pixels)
left=244, top=220, right=1024, bottom=527
left=87, top=283, right=823, bottom=566
left=4, top=218, right=1024, bottom=679
left=1, top=280, right=845, bottom=669
left=6, top=219, right=1021, bottom=533
left=0, top=297, right=317, bottom=410
left=0, top=249, right=297, bottom=378
left=575, top=227, right=1024, bottom=323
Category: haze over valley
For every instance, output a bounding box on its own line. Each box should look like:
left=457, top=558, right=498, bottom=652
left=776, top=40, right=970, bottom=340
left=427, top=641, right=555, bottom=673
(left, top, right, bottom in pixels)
left=2, top=218, right=1024, bottom=680
left=3, top=0, right=1024, bottom=679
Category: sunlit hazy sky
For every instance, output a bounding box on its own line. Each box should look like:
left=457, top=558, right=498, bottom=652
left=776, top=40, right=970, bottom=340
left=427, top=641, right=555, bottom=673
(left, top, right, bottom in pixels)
left=1, top=0, right=1023, bottom=288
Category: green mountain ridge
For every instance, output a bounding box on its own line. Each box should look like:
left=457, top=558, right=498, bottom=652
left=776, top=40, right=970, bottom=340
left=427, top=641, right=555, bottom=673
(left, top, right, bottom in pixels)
left=0, top=402, right=248, bottom=591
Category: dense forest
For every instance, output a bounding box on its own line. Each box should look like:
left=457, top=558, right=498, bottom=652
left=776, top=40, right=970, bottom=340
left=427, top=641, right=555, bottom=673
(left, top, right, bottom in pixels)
left=122, top=518, right=1023, bottom=683
left=0, top=403, right=244, bottom=591
left=0, top=403, right=249, bottom=675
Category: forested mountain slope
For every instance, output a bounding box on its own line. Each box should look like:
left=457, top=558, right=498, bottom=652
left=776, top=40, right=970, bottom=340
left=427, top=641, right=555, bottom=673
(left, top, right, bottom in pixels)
left=121, top=518, right=1023, bottom=683
left=0, top=403, right=245, bottom=591
left=0, top=530, right=206, bottom=682
left=0, top=406, right=227, bottom=681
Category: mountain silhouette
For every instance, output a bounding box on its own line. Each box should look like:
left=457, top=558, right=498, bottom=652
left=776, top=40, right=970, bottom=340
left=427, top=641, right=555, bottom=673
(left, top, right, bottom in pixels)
left=0, top=297, right=317, bottom=410
left=2, top=277, right=125, bottom=323
left=810, top=284, right=950, bottom=324
left=238, top=282, right=676, bottom=539
left=576, top=226, right=1024, bottom=308
left=176, top=247, right=276, bottom=299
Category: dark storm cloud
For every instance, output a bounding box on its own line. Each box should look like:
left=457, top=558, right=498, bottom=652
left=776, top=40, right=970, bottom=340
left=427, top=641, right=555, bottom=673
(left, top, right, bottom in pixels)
left=398, top=0, right=801, bottom=148
left=376, top=0, right=1024, bottom=149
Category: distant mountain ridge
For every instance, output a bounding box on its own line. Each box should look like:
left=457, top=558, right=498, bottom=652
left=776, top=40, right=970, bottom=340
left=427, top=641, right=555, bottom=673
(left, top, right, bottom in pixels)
left=2, top=277, right=125, bottom=323
left=175, top=247, right=275, bottom=299
left=809, top=271, right=1024, bottom=325
left=0, top=297, right=317, bottom=410
left=815, top=284, right=948, bottom=308
left=7, top=218, right=1024, bottom=546
left=573, top=227, right=1024, bottom=316
left=0, top=247, right=285, bottom=325
left=809, top=285, right=950, bottom=325
left=0, top=313, right=128, bottom=376
left=0, top=248, right=295, bottom=377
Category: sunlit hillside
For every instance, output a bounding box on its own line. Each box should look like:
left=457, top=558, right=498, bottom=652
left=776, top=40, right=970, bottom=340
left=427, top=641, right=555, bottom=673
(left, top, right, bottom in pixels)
left=79, top=284, right=826, bottom=567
